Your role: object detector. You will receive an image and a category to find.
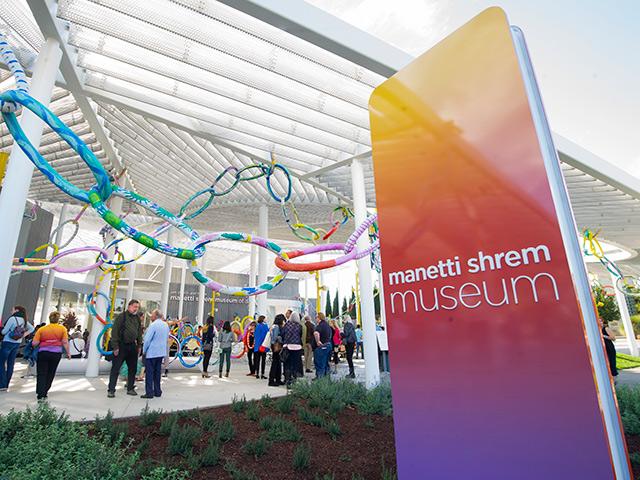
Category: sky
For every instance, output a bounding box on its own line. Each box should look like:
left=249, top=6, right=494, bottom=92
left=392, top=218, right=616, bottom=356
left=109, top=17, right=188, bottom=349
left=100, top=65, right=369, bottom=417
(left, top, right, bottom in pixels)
left=306, top=0, right=640, bottom=177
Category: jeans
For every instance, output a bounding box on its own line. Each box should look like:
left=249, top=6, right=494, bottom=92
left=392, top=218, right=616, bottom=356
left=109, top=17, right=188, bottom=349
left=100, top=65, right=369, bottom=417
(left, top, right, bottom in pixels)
left=144, top=356, right=163, bottom=397
left=345, top=342, right=355, bottom=375
left=0, top=341, right=21, bottom=389
left=108, top=343, right=138, bottom=393
left=356, top=342, right=364, bottom=359
left=247, top=349, right=255, bottom=374
left=254, top=351, right=266, bottom=376
left=36, top=351, right=62, bottom=399
left=219, top=347, right=231, bottom=374
left=202, top=349, right=213, bottom=373
left=314, top=346, right=330, bottom=378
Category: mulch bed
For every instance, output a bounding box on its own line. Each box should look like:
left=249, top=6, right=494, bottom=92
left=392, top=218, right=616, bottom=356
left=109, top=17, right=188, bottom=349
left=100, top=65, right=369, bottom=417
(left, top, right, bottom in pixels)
left=102, top=396, right=397, bottom=480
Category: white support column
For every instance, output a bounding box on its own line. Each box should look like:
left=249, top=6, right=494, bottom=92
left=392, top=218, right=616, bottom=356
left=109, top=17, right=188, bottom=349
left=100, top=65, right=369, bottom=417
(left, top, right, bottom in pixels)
left=177, top=263, right=186, bottom=319
left=611, top=273, right=638, bottom=356
left=125, top=243, right=138, bottom=302
left=86, top=267, right=111, bottom=377
left=351, top=158, right=380, bottom=388
left=197, top=283, right=205, bottom=324
left=248, top=233, right=257, bottom=318
left=40, top=203, right=68, bottom=324
left=304, top=276, right=309, bottom=316
left=160, top=228, right=174, bottom=316
left=0, top=38, right=62, bottom=315
left=86, top=195, right=123, bottom=377
left=256, top=205, right=269, bottom=316
left=378, top=269, right=387, bottom=329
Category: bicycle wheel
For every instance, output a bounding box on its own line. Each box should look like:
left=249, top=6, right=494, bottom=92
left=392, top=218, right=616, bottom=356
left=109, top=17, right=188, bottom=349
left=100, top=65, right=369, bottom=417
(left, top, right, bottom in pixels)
left=96, top=323, right=113, bottom=356
left=231, top=340, right=246, bottom=359
left=179, top=335, right=203, bottom=368
left=167, top=334, right=180, bottom=364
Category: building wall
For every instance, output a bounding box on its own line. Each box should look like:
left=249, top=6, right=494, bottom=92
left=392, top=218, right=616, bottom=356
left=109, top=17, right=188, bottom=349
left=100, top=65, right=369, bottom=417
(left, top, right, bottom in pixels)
left=3, top=205, right=53, bottom=322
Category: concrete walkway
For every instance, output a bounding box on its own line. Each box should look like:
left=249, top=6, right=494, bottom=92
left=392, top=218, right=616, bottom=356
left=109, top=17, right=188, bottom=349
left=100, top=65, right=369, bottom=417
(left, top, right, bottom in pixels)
left=0, top=356, right=372, bottom=421
left=0, top=360, right=288, bottom=421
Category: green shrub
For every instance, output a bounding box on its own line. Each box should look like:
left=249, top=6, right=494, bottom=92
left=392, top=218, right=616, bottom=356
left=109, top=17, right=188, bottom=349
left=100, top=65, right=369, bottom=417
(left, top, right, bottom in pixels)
left=139, top=405, right=162, bottom=427
left=616, top=386, right=640, bottom=435
left=381, top=457, right=397, bottom=480
left=159, top=413, right=179, bottom=436
left=293, top=442, right=312, bottom=471
left=224, top=460, right=260, bottom=480
left=201, top=438, right=222, bottom=466
left=178, top=408, right=197, bottom=419
left=298, top=407, right=324, bottom=427
left=630, top=451, right=640, bottom=467
left=260, top=416, right=301, bottom=442
left=243, top=435, right=271, bottom=459
left=0, top=406, right=138, bottom=480
left=136, top=436, right=151, bottom=455
left=187, top=452, right=201, bottom=470
left=327, top=398, right=346, bottom=415
left=246, top=402, right=261, bottom=422
left=217, top=417, right=236, bottom=443
left=292, top=377, right=367, bottom=410
left=141, top=466, right=189, bottom=480
left=94, top=410, right=129, bottom=444
left=276, top=394, right=294, bottom=414
left=167, top=424, right=200, bottom=456
left=261, top=394, right=273, bottom=408
left=199, top=412, right=218, bottom=432
left=356, top=384, right=393, bottom=416
left=232, top=394, right=248, bottom=413
left=324, top=420, right=342, bottom=440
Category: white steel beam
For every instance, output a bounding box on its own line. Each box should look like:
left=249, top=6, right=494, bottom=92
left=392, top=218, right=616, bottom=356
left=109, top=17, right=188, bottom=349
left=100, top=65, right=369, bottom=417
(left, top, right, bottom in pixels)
left=216, top=0, right=412, bottom=77
left=25, top=0, right=136, bottom=192
left=84, top=86, right=354, bottom=205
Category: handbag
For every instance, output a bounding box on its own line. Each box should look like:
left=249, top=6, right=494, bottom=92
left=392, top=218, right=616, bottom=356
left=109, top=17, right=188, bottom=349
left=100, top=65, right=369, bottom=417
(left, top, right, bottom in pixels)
left=280, top=347, right=289, bottom=363
left=203, top=342, right=213, bottom=352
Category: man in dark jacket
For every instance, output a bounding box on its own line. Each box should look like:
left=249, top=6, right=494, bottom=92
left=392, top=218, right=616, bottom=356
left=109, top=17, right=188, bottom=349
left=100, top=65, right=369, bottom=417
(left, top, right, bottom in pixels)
left=107, top=299, right=143, bottom=398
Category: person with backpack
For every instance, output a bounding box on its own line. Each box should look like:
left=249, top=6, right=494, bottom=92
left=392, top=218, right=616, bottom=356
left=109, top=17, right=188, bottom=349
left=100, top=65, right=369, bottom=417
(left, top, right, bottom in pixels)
left=341, top=315, right=357, bottom=379
left=0, top=306, right=34, bottom=391
left=32, top=311, right=71, bottom=401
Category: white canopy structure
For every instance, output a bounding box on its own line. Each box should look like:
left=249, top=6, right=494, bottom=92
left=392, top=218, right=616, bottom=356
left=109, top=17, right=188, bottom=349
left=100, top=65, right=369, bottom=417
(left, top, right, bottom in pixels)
left=1, top=0, right=639, bottom=377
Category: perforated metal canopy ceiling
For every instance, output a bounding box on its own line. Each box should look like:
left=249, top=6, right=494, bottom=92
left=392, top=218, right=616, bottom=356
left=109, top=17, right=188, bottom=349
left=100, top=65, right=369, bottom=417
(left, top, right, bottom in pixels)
left=1, top=0, right=639, bottom=267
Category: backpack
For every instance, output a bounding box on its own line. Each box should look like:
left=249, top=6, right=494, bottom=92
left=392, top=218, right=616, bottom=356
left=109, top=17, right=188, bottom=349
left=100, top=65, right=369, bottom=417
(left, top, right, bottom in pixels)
left=9, top=317, right=26, bottom=340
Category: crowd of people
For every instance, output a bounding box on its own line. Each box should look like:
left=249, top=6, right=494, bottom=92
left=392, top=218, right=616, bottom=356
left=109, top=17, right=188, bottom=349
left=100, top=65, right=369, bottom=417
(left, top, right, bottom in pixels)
left=203, top=309, right=363, bottom=388
left=0, top=300, right=366, bottom=402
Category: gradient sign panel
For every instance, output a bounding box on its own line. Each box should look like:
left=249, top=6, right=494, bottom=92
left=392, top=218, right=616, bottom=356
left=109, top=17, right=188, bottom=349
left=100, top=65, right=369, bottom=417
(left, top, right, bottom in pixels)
left=370, top=8, right=621, bottom=479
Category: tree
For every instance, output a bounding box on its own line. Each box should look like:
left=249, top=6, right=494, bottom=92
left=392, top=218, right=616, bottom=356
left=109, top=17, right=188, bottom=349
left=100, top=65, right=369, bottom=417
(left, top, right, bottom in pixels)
left=332, top=290, right=340, bottom=318
left=374, top=287, right=380, bottom=320
left=342, top=297, right=348, bottom=316
left=325, top=289, right=333, bottom=318
left=348, top=290, right=357, bottom=318
left=592, top=285, right=619, bottom=324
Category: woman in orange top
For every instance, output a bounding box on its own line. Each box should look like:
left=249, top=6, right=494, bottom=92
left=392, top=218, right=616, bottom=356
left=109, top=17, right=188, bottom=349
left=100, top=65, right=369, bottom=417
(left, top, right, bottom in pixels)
left=32, top=311, right=70, bottom=402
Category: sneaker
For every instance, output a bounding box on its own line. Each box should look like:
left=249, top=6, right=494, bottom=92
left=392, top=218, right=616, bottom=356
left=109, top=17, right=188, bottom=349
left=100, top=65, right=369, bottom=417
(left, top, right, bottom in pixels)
left=126, top=390, right=138, bottom=396
left=107, top=391, right=115, bottom=398
left=305, top=369, right=313, bottom=373
left=37, top=398, right=47, bottom=404
left=141, top=394, right=154, bottom=399
left=246, top=372, right=255, bottom=376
